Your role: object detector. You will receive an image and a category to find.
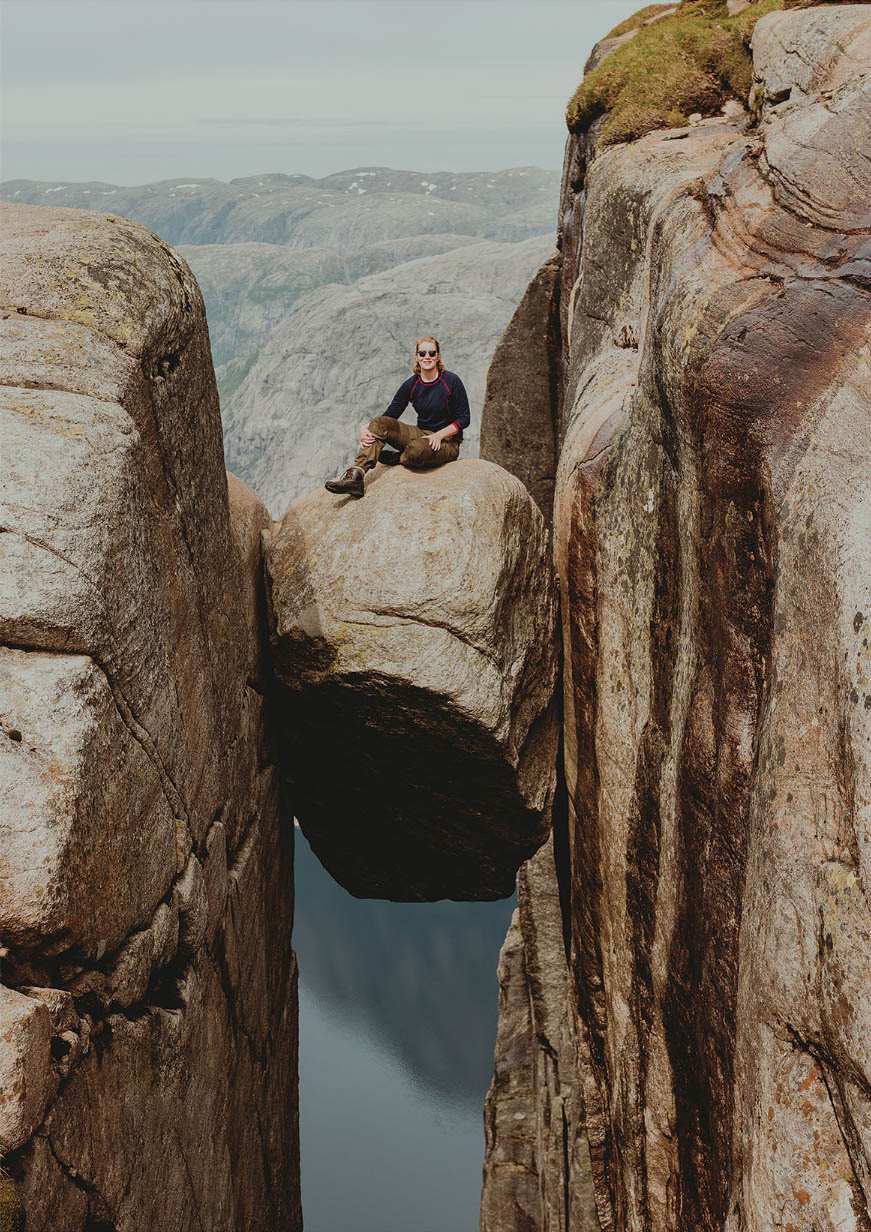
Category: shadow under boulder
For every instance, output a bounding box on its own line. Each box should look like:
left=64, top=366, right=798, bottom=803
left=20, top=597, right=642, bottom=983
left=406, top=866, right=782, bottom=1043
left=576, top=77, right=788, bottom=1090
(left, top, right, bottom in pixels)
left=264, top=459, right=559, bottom=901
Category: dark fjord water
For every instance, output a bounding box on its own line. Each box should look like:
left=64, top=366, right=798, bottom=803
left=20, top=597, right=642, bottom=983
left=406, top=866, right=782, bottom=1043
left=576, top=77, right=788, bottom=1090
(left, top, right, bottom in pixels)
left=293, top=829, right=515, bottom=1232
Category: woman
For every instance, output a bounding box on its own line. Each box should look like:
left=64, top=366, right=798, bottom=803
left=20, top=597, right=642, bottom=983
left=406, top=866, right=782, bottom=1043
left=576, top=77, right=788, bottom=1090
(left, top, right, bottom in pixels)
left=325, top=336, right=470, bottom=498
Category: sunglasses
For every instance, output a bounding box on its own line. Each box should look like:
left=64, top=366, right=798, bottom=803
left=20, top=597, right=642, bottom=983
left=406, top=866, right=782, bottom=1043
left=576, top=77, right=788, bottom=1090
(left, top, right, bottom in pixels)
left=417, top=349, right=438, bottom=358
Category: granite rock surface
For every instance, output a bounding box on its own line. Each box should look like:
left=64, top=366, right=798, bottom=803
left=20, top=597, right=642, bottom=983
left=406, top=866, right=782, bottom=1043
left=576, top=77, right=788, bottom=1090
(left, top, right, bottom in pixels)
left=481, top=838, right=599, bottom=1232
left=264, top=458, right=559, bottom=900
left=0, top=203, right=300, bottom=1230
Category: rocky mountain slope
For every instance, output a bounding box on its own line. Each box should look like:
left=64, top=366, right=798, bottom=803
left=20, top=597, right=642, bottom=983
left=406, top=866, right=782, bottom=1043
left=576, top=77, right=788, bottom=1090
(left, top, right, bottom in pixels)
left=480, top=2, right=871, bottom=1229
left=223, top=234, right=552, bottom=513
left=1, top=168, right=558, bottom=249
left=1, top=168, right=559, bottom=515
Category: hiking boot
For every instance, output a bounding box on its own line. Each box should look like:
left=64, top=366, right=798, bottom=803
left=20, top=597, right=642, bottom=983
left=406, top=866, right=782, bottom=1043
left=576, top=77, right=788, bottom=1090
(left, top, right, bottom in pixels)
left=378, top=449, right=401, bottom=467
left=325, top=467, right=364, bottom=498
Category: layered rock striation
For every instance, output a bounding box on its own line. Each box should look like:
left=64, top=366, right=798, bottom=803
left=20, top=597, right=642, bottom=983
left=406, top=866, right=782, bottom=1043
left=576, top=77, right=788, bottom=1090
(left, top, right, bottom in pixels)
left=482, top=3, right=871, bottom=1229
left=265, top=459, right=559, bottom=901
left=0, top=205, right=300, bottom=1229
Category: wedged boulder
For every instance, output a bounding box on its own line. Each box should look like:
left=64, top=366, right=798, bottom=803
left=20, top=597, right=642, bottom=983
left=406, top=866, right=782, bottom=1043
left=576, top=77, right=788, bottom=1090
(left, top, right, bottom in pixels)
left=265, top=459, right=558, bottom=900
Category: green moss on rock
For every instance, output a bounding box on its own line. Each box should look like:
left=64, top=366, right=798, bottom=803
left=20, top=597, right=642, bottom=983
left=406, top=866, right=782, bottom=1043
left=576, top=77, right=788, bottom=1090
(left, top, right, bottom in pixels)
left=605, top=4, right=676, bottom=40
left=567, top=0, right=784, bottom=147
left=0, top=1176, right=22, bottom=1232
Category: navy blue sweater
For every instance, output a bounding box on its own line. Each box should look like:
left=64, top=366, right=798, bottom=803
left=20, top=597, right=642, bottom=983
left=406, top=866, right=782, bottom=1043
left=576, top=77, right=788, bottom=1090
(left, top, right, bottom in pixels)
left=383, top=370, right=470, bottom=442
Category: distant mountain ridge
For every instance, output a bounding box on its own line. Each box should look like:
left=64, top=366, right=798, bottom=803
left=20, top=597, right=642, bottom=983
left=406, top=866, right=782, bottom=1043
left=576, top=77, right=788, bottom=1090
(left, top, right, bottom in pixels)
left=1, top=167, right=560, bottom=513
left=1, top=166, right=559, bottom=248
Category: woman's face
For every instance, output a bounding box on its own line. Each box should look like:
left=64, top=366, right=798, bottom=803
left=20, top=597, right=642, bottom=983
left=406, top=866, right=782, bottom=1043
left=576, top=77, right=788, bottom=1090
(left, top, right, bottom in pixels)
left=416, top=340, right=439, bottom=376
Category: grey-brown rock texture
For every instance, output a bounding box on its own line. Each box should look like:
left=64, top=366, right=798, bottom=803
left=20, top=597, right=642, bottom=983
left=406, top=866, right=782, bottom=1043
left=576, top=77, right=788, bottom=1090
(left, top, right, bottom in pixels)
left=480, top=253, right=563, bottom=524
left=264, top=459, right=559, bottom=901
left=482, top=3, right=871, bottom=1229
left=481, top=837, right=599, bottom=1232
left=0, top=204, right=300, bottom=1229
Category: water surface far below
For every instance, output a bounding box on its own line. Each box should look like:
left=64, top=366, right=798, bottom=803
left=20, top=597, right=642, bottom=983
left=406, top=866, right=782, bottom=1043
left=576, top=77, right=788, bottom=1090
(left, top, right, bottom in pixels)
left=293, top=828, right=516, bottom=1231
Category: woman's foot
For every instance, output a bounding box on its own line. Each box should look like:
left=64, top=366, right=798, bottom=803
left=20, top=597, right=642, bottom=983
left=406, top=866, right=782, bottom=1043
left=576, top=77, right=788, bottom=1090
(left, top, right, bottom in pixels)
left=325, top=467, right=364, bottom=497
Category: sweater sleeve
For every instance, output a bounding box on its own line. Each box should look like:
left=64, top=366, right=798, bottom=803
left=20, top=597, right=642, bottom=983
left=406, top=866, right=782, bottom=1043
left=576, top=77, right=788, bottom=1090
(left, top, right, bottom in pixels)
left=383, top=376, right=415, bottom=419
left=448, top=374, right=471, bottom=433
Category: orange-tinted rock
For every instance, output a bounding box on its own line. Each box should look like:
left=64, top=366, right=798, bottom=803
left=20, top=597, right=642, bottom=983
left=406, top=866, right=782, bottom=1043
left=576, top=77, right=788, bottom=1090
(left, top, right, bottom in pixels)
left=483, top=7, right=871, bottom=1229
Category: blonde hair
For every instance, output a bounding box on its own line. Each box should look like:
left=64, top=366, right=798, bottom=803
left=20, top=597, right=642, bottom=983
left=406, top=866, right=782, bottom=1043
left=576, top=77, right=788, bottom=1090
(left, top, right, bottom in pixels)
left=413, top=336, right=445, bottom=376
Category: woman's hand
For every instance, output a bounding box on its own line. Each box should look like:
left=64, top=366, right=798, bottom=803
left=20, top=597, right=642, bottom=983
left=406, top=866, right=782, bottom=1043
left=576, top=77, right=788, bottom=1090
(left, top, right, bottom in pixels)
left=426, top=423, right=458, bottom=451
left=360, top=425, right=376, bottom=446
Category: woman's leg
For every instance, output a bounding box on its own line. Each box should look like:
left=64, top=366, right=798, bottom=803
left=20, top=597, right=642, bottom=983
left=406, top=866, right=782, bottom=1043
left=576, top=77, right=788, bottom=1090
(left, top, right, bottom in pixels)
left=354, top=417, right=421, bottom=472
left=399, top=437, right=460, bottom=469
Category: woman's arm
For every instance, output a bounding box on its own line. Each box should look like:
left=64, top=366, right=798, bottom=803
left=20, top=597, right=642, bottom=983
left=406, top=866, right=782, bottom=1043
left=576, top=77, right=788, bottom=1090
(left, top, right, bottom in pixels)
left=426, top=421, right=459, bottom=451
left=360, top=377, right=414, bottom=444
left=384, top=377, right=414, bottom=419
left=447, top=375, right=471, bottom=434
left=427, top=375, right=469, bottom=449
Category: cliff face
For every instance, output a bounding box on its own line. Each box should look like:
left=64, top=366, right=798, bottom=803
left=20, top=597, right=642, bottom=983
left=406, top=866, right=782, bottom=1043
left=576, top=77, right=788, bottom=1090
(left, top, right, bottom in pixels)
left=482, top=4, right=871, bottom=1229
left=480, top=253, right=563, bottom=524
left=0, top=205, right=300, bottom=1229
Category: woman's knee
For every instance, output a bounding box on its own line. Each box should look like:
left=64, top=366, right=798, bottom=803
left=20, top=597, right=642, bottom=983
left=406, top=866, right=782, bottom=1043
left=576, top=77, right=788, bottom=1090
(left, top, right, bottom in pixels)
left=399, top=443, right=429, bottom=468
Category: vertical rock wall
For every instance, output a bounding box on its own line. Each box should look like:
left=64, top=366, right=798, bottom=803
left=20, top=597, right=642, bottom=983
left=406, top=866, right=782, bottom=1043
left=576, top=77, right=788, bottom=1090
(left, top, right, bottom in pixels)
left=481, top=838, right=599, bottom=1232
left=0, top=204, right=300, bottom=1229
left=482, top=5, right=871, bottom=1229
left=480, top=254, right=563, bottom=524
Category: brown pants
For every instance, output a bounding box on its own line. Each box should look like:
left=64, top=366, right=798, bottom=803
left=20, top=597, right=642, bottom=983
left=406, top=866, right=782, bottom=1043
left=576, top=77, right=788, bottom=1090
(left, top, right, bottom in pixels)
left=354, top=416, right=460, bottom=473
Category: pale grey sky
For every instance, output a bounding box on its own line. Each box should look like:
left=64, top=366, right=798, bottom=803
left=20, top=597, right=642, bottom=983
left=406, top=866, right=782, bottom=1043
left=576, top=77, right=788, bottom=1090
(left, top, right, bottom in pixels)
left=1, top=0, right=641, bottom=184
